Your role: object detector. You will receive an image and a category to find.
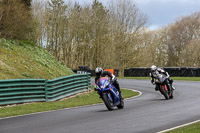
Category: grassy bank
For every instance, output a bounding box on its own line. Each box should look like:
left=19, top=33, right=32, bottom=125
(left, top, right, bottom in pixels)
left=0, top=88, right=139, bottom=118
left=0, top=39, right=74, bottom=80
left=165, top=122, right=200, bottom=133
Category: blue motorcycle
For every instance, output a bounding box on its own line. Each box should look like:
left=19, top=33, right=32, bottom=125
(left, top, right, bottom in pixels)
left=96, top=77, right=124, bottom=111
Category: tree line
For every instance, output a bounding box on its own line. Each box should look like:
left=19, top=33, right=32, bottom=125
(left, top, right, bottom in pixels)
left=137, top=12, right=200, bottom=68
left=1, top=0, right=200, bottom=76
left=0, top=0, right=32, bottom=40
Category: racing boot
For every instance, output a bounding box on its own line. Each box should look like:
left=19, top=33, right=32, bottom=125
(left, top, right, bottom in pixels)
left=155, top=85, right=159, bottom=91
left=172, top=86, right=176, bottom=90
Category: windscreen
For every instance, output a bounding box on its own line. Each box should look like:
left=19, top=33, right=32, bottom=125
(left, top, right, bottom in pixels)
left=98, top=77, right=109, bottom=89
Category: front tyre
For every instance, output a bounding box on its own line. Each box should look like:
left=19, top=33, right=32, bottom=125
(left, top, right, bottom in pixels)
left=161, top=86, right=169, bottom=100
left=102, top=94, right=114, bottom=111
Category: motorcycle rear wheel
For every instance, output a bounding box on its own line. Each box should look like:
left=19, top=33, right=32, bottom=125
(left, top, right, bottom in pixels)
left=169, top=90, right=173, bottom=99
left=117, top=98, right=124, bottom=109
left=168, top=86, right=174, bottom=99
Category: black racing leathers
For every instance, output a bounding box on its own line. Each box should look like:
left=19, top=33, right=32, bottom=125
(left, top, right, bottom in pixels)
left=95, top=71, right=121, bottom=94
left=150, top=68, right=173, bottom=91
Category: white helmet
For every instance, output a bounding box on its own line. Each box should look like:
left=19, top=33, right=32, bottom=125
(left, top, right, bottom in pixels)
left=151, top=65, right=157, bottom=72
left=95, top=67, right=103, bottom=76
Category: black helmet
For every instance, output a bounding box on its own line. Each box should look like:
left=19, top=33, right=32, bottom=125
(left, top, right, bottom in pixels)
left=95, top=67, right=103, bottom=76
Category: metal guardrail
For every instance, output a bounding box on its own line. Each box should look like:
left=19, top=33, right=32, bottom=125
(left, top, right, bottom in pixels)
left=45, top=74, right=91, bottom=102
left=0, top=74, right=91, bottom=105
left=0, top=79, right=46, bottom=105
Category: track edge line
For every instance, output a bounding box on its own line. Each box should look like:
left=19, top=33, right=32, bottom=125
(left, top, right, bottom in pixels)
left=0, top=88, right=142, bottom=120
left=157, top=119, right=200, bottom=133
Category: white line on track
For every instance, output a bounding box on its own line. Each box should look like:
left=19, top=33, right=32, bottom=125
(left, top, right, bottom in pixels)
left=124, top=88, right=142, bottom=100
left=157, top=119, right=200, bottom=133
left=0, top=89, right=142, bottom=120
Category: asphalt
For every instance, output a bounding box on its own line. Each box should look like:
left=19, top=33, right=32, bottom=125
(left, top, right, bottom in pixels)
left=0, top=79, right=200, bottom=133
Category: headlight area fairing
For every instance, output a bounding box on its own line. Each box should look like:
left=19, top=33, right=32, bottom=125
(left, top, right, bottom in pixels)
left=99, top=81, right=110, bottom=90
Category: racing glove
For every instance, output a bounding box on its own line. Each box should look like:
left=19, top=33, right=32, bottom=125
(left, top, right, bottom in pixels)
left=111, top=75, right=116, bottom=82
left=94, top=84, right=98, bottom=91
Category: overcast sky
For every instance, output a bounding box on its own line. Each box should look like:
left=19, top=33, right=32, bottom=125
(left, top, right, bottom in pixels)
left=72, top=0, right=200, bottom=30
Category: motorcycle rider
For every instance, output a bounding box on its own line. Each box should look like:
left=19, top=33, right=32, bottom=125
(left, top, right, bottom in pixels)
left=94, top=67, right=123, bottom=99
left=150, top=65, right=175, bottom=91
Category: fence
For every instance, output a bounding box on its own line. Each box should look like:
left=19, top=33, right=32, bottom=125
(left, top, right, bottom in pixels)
left=0, top=74, right=91, bottom=106
left=73, top=66, right=119, bottom=77
left=0, top=79, right=46, bottom=105
left=45, top=74, right=91, bottom=102
left=124, top=67, right=200, bottom=77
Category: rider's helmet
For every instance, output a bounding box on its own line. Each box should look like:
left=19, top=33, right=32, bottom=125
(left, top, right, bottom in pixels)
left=95, top=67, right=103, bottom=76
left=150, top=65, right=157, bottom=73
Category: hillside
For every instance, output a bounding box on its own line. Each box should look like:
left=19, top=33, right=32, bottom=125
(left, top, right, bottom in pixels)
left=0, top=39, right=74, bottom=80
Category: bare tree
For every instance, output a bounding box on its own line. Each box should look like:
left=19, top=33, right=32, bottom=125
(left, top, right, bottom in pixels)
left=179, top=39, right=200, bottom=66
left=31, top=0, right=148, bottom=73
left=0, top=0, right=32, bottom=40
left=166, top=12, right=200, bottom=66
left=108, top=0, right=148, bottom=75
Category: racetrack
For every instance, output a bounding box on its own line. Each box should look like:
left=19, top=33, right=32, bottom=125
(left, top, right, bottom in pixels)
left=0, top=79, right=200, bottom=133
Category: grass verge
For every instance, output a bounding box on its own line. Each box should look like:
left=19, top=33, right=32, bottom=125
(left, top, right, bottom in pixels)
left=171, top=77, right=200, bottom=81
left=118, top=77, right=200, bottom=81
left=165, top=122, right=200, bottom=133
left=0, top=88, right=139, bottom=118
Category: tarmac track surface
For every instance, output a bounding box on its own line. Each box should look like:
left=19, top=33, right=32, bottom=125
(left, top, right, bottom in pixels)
left=0, top=79, right=200, bottom=133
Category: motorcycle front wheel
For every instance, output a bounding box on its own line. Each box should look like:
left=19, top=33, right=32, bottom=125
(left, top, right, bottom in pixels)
left=102, top=93, right=114, bottom=111
left=160, top=86, right=169, bottom=100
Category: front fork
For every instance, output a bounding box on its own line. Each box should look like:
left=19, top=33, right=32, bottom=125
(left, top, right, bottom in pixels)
left=106, top=92, right=113, bottom=102
left=98, top=91, right=112, bottom=101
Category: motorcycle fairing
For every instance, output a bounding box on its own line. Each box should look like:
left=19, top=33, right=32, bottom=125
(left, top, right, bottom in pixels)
left=97, top=77, right=120, bottom=106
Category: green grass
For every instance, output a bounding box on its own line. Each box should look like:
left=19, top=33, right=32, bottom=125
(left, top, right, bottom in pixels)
left=117, top=77, right=200, bottom=81
left=165, top=122, right=200, bottom=133
left=118, top=77, right=150, bottom=80
left=0, top=38, right=74, bottom=80
left=0, top=88, right=139, bottom=118
left=171, top=77, right=200, bottom=81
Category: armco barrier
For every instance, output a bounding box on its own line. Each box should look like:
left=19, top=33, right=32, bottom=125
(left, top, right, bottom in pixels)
left=0, top=74, right=91, bottom=106
left=45, top=74, right=91, bottom=102
left=0, top=79, right=46, bottom=105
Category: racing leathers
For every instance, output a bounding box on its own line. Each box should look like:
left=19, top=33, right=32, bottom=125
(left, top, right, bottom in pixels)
left=150, top=68, right=174, bottom=91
